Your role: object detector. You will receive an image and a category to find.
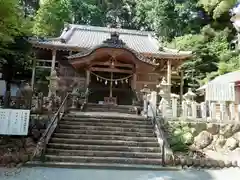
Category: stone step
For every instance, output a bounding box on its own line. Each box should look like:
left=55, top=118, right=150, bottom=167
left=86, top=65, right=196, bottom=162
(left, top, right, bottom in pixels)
left=57, top=124, right=153, bottom=133
left=50, top=138, right=159, bottom=147
left=65, top=114, right=145, bottom=121
left=86, top=108, right=136, bottom=114
left=61, top=117, right=151, bottom=125
left=46, top=149, right=162, bottom=159
left=53, top=133, right=157, bottom=142
left=59, top=121, right=153, bottom=129
left=48, top=143, right=161, bottom=153
left=45, top=155, right=163, bottom=165
left=27, top=161, right=172, bottom=170
left=86, top=103, right=139, bottom=109
left=55, top=129, right=155, bottom=137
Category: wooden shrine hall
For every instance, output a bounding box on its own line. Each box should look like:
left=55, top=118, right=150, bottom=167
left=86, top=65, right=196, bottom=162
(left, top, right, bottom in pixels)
left=30, top=24, right=192, bottom=105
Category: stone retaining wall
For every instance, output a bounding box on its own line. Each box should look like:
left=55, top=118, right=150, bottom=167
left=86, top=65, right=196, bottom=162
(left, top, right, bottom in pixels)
left=163, top=121, right=240, bottom=168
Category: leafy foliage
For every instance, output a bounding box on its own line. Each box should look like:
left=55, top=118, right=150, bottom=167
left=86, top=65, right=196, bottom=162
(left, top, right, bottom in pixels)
left=0, top=0, right=33, bottom=107
left=169, top=25, right=240, bottom=87
left=33, top=0, right=72, bottom=36
left=198, top=0, right=237, bottom=19
left=135, top=0, right=206, bottom=41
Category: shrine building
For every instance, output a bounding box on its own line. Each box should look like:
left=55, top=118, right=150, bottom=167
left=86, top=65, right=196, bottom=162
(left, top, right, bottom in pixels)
left=30, top=24, right=192, bottom=105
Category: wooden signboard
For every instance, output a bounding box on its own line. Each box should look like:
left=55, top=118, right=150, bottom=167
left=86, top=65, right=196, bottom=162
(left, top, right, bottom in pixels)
left=0, top=109, right=30, bottom=135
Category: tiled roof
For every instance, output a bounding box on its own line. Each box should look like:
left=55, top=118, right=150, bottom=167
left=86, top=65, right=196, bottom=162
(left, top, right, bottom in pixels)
left=59, top=24, right=160, bottom=54
left=31, top=24, right=192, bottom=57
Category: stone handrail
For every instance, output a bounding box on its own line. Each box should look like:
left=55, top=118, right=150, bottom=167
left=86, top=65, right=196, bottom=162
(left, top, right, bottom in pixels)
left=147, top=95, right=173, bottom=165
left=146, top=90, right=240, bottom=123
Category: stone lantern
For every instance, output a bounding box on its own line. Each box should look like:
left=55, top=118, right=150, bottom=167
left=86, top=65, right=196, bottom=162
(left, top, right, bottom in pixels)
left=157, top=77, right=172, bottom=118
left=46, top=70, right=59, bottom=97
left=183, top=88, right=197, bottom=117
left=140, top=84, right=151, bottom=115
left=71, top=88, right=80, bottom=109
left=183, top=88, right=196, bottom=102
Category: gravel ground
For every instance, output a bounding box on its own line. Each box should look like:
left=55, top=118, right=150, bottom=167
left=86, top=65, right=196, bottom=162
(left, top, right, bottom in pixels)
left=1, top=167, right=240, bottom=180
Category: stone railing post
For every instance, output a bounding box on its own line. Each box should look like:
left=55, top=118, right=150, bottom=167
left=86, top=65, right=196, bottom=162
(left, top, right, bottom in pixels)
left=160, top=99, right=167, bottom=117
left=171, top=94, right=179, bottom=118
left=237, top=104, right=240, bottom=121
left=200, top=102, right=207, bottom=119
left=183, top=88, right=196, bottom=119
left=229, top=103, right=235, bottom=121
left=219, top=102, right=226, bottom=122
left=191, top=101, right=197, bottom=119
left=157, top=77, right=172, bottom=119
left=182, top=100, right=188, bottom=118
left=210, top=102, right=216, bottom=120
left=147, top=91, right=157, bottom=117
left=140, top=85, right=151, bottom=116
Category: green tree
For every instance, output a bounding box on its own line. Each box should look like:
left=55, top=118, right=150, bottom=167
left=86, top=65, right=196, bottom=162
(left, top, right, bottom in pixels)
left=198, top=0, right=237, bottom=19
left=134, top=0, right=206, bottom=41
left=0, top=0, right=32, bottom=107
left=20, top=0, right=40, bottom=17
left=169, top=26, right=234, bottom=88
left=33, top=0, right=72, bottom=37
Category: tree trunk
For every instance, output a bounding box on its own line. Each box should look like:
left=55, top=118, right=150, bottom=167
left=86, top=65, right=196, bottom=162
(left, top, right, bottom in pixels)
left=2, top=64, right=13, bottom=108
left=3, top=80, right=11, bottom=108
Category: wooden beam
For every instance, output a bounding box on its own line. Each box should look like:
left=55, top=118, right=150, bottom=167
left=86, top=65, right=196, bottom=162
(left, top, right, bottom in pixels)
left=90, top=67, right=132, bottom=74
left=90, top=61, right=134, bottom=68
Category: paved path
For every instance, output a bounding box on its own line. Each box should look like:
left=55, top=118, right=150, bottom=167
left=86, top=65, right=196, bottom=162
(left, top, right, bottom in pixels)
left=1, top=167, right=240, bottom=180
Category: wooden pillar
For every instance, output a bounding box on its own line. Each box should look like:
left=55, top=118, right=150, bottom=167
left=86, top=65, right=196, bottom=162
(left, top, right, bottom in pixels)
left=180, top=70, right=184, bottom=104
left=31, top=58, right=36, bottom=91
left=167, top=59, right=172, bottom=85
left=86, top=69, right=90, bottom=87
left=132, top=73, right=137, bottom=90
left=51, top=49, right=57, bottom=74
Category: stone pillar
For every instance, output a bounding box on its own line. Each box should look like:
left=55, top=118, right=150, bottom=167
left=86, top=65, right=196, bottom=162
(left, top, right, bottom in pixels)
left=191, top=101, right=197, bottom=119
left=157, top=77, right=172, bottom=119
left=220, top=102, right=226, bottom=122
left=148, top=91, right=157, bottom=117
left=182, top=101, right=188, bottom=118
left=237, top=104, right=240, bottom=121
left=183, top=88, right=196, bottom=119
left=141, top=85, right=150, bottom=116
left=171, top=94, right=179, bottom=118
left=229, top=103, right=235, bottom=121
left=201, top=102, right=207, bottom=119
left=51, top=49, right=57, bottom=74
left=210, top=102, right=216, bottom=120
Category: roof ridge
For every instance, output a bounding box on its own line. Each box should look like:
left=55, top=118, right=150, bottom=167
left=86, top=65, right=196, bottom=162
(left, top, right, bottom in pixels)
left=68, top=24, right=154, bottom=36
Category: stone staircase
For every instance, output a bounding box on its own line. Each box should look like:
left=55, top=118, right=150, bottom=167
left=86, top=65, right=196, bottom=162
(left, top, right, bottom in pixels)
left=32, top=112, right=164, bottom=169
left=86, top=103, right=140, bottom=114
